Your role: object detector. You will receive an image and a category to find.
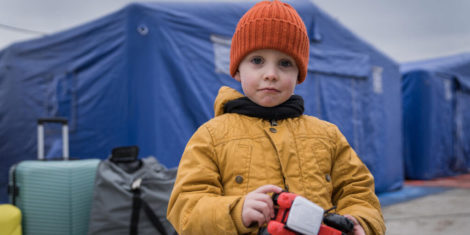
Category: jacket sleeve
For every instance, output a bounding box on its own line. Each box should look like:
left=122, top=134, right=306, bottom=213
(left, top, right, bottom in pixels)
left=330, top=126, right=386, bottom=235
left=167, top=124, right=255, bottom=235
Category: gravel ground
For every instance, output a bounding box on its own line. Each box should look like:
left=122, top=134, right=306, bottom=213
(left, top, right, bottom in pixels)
left=382, top=188, right=470, bottom=235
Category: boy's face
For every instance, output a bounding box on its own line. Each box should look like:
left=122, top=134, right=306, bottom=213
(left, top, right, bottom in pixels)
left=234, top=49, right=299, bottom=107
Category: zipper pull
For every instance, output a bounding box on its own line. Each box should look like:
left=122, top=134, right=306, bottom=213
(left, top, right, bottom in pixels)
left=131, top=178, right=142, bottom=191
left=270, top=119, right=278, bottom=126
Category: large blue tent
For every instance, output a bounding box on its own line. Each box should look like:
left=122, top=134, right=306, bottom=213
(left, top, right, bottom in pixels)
left=0, top=0, right=403, bottom=202
left=402, top=53, right=470, bottom=179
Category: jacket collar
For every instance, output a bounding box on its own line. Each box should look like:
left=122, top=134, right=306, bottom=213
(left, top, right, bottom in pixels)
left=214, top=86, right=244, bottom=117
left=214, top=86, right=304, bottom=120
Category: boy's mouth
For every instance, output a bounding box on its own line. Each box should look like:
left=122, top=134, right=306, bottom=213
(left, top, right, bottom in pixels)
left=259, top=87, right=279, bottom=92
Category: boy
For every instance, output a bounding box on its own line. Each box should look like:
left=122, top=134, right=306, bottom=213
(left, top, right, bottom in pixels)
left=167, top=1, right=385, bottom=234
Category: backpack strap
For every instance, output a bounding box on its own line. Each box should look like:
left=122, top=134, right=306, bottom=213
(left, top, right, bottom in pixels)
left=141, top=197, right=168, bottom=235
left=129, top=178, right=168, bottom=235
left=130, top=187, right=141, bottom=235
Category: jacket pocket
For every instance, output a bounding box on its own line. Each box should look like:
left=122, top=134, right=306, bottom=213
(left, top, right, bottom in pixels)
left=222, top=141, right=252, bottom=195
left=309, top=141, right=334, bottom=204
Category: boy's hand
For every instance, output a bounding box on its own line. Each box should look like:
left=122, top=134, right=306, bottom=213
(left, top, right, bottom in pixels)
left=242, top=185, right=283, bottom=227
left=344, top=215, right=366, bottom=235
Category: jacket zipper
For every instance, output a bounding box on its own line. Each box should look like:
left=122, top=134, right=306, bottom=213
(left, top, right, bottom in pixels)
left=270, top=119, right=277, bottom=126
left=269, top=119, right=288, bottom=191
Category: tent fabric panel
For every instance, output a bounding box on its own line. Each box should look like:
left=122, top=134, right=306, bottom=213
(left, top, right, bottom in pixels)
left=0, top=0, right=403, bottom=202
left=454, top=90, right=470, bottom=172
left=402, top=71, right=460, bottom=179
left=402, top=53, right=470, bottom=180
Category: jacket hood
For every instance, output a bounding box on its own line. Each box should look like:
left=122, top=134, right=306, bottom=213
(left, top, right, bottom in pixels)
left=214, top=86, right=244, bottom=117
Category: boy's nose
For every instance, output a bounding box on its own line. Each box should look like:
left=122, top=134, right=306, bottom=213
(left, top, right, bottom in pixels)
left=263, top=65, right=278, bottom=81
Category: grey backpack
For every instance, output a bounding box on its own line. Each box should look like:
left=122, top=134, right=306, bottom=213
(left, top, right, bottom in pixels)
left=88, top=146, right=177, bottom=235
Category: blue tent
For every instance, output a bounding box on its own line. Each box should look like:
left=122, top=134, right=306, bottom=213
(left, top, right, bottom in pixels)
left=401, top=53, right=470, bottom=179
left=0, top=0, right=403, bottom=202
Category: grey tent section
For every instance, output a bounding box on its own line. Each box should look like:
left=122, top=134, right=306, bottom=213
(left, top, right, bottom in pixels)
left=401, top=53, right=470, bottom=179
left=0, top=0, right=403, bottom=203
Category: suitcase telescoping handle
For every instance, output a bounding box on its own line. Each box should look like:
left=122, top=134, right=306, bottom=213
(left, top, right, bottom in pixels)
left=37, top=118, right=69, bottom=160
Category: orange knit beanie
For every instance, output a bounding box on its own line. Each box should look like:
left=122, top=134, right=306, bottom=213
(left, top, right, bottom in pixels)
left=230, top=0, right=310, bottom=83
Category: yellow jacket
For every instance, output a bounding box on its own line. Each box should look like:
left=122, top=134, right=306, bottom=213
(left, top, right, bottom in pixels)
left=167, top=86, right=385, bottom=235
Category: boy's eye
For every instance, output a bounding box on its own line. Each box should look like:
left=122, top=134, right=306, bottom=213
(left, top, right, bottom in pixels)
left=251, top=57, right=264, bottom=65
left=279, top=59, right=293, bottom=67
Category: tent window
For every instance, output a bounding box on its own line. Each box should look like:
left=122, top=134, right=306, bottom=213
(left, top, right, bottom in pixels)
left=443, top=79, right=452, bottom=101
left=45, top=72, right=77, bottom=132
left=372, top=66, right=383, bottom=94
left=210, top=34, right=231, bottom=75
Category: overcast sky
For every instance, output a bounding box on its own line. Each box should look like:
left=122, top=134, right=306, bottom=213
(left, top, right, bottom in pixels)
left=1, top=0, right=469, bottom=63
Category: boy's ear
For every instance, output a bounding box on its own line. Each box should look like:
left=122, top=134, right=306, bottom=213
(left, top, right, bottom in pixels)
left=234, top=70, right=241, bottom=82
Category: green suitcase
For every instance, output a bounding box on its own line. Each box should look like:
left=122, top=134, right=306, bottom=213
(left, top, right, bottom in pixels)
left=8, top=118, right=100, bottom=235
